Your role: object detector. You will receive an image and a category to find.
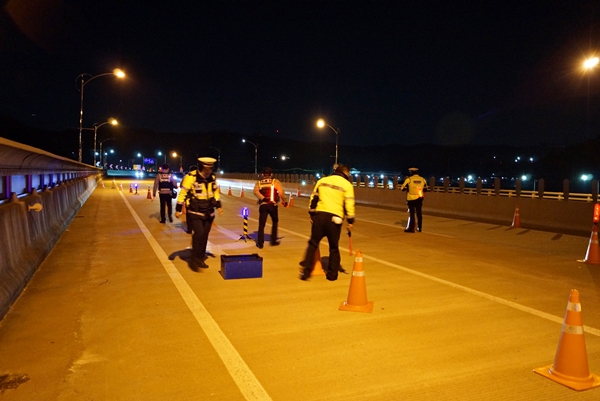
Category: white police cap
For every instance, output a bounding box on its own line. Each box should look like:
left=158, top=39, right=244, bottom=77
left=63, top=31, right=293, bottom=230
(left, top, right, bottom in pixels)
left=198, top=157, right=216, bottom=166
left=408, top=167, right=419, bottom=172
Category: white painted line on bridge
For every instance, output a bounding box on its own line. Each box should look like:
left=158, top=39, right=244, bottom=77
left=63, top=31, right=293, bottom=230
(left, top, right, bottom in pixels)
left=276, top=223, right=600, bottom=338
left=119, top=192, right=272, bottom=401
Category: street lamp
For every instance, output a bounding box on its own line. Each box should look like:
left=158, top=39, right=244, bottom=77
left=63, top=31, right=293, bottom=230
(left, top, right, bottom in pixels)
left=242, top=139, right=258, bottom=175
left=583, top=57, right=599, bottom=140
left=76, top=69, right=125, bottom=163
left=172, top=152, right=182, bottom=172
left=137, top=152, right=144, bottom=171
left=98, top=138, right=115, bottom=168
left=316, top=118, right=340, bottom=167
left=157, top=151, right=166, bottom=164
left=83, top=118, right=118, bottom=166
left=103, top=148, right=115, bottom=168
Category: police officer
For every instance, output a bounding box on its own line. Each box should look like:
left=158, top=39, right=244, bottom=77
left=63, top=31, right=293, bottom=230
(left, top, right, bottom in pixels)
left=399, top=167, right=428, bottom=233
left=299, top=164, right=355, bottom=281
left=253, top=167, right=287, bottom=249
left=175, top=157, right=223, bottom=270
left=153, top=163, right=178, bottom=223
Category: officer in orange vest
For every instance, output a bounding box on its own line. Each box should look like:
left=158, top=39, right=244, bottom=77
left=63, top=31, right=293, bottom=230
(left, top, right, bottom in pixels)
left=253, top=167, right=287, bottom=249
left=399, top=167, right=428, bottom=233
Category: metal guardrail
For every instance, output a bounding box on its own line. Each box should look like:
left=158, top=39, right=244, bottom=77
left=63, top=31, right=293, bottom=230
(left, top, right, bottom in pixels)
left=431, top=187, right=594, bottom=202
left=351, top=180, right=596, bottom=202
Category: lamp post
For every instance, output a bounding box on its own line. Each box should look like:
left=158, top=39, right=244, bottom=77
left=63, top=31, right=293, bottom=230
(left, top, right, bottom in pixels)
left=210, top=146, right=221, bottom=170
left=76, top=69, right=125, bottom=163
left=83, top=118, right=118, bottom=166
left=242, top=139, right=258, bottom=175
left=316, top=118, right=340, bottom=167
left=583, top=57, right=599, bottom=140
left=172, top=152, right=182, bottom=172
left=103, top=149, right=115, bottom=168
left=98, top=138, right=115, bottom=168
left=137, top=152, right=144, bottom=171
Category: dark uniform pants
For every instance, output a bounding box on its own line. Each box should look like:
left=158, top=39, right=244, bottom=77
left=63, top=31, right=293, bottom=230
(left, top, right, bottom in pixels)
left=187, top=213, right=214, bottom=263
left=300, top=212, right=343, bottom=281
left=406, top=197, right=424, bottom=232
left=159, top=194, right=173, bottom=221
left=257, top=203, right=279, bottom=246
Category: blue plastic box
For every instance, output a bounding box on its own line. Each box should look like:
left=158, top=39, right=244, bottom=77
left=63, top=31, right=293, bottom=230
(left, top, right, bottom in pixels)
left=220, top=254, right=263, bottom=279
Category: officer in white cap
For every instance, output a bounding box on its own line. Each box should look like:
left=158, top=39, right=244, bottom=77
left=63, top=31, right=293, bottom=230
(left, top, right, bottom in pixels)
left=175, top=156, right=223, bottom=270
left=399, top=167, right=428, bottom=233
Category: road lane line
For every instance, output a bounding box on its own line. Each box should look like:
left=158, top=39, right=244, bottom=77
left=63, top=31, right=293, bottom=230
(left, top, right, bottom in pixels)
left=277, top=224, right=600, bottom=337
left=119, top=192, right=272, bottom=401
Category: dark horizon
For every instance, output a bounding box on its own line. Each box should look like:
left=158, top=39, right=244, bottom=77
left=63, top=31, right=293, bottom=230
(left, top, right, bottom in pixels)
left=2, top=2, right=600, bottom=148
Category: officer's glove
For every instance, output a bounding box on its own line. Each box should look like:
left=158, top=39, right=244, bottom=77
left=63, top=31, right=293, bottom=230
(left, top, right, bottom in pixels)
left=175, top=204, right=183, bottom=213
left=281, top=201, right=288, bottom=207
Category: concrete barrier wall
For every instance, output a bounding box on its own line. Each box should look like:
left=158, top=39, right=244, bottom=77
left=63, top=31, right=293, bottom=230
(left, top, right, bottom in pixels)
left=218, top=176, right=596, bottom=237
left=0, top=175, right=99, bottom=319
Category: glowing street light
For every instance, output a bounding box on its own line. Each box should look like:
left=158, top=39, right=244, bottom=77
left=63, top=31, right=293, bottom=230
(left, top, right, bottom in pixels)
left=316, top=118, right=340, bottom=167
left=76, top=69, right=125, bottom=163
left=583, top=57, right=599, bottom=139
left=172, top=151, right=183, bottom=172
left=83, top=118, right=117, bottom=166
left=583, top=57, right=599, bottom=70
left=242, top=139, right=258, bottom=175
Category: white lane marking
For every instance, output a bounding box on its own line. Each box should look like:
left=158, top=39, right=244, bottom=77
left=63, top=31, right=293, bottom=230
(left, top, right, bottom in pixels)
left=277, top=220, right=600, bottom=338
left=119, top=192, right=272, bottom=401
left=358, top=217, right=455, bottom=238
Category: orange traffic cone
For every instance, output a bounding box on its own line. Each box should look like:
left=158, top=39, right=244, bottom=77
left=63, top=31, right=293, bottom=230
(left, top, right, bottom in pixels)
left=582, top=224, right=600, bottom=265
left=101, top=181, right=105, bottom=188
left=297, top=188, right=301, bottom=197
left=111, top=179, right=116, bottom=189
left=511, top=205, right=521, bottom=228
left=240, top=188, right=245, bottom=197
left=146, top=186, right=153, bottom=199
left=129, top=184, right=133, bottom=193
left=534, top=289, right=600, bottom=391
left=339, top=250, right=374, bottom=313
left=228, top=186, right=232, bottom=196
left=310, top=248, right=326, bottom=276
left=287, top=193, right=294, bottom=208
left=119, top=182, right=123, bottom=191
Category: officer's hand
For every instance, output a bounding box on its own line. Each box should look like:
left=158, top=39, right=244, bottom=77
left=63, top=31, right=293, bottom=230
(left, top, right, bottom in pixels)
left=281, top=201, right=288, bottom=207
left=175, top=212, right=181, bottom=219
left=347, top=224, right=353, bottom=231
left=218, top=208, right=224, bottom=216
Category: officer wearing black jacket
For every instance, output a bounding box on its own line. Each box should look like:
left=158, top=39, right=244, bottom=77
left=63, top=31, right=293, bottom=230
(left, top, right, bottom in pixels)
left=152, top=163, right=178, bottom=223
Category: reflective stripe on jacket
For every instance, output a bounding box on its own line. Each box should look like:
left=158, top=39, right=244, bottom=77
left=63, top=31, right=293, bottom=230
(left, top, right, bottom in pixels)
left=153, top=173, right=177, bottom=196
left=253, top=177, right=285, bottom=204
left=309, top=173, right=355, bottom=224
left=177, top=171, right=221, bottom=216
left=400, top=174, right=427, bottom=201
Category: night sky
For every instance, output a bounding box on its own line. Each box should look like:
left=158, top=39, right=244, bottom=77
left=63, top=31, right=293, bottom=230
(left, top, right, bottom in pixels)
left=2, top=1, right=600, bottom=148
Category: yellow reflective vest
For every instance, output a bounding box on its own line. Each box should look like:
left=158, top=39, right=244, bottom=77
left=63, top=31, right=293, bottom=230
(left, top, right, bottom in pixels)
left=399, top=174, right=428, bottom=201
left=309, top=173, right=355, bottom=224
left=177, top=171, right=221, bottom=217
